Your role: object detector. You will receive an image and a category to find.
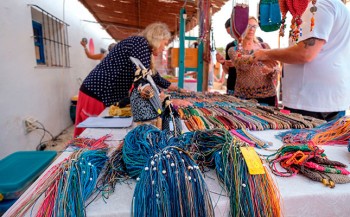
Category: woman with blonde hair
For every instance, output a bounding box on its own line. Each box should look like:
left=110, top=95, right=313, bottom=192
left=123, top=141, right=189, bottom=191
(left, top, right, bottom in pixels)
left=74, top=22, right=182, bottom=137
left=228, top=16, right=279, bottom=106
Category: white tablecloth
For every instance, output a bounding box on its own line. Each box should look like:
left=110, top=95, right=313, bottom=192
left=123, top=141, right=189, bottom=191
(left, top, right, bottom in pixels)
left=4, top=117, right=350, bottom=217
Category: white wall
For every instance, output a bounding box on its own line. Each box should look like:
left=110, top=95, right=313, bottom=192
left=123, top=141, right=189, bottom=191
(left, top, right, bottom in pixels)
left=0, top=0, right=113, bottom=158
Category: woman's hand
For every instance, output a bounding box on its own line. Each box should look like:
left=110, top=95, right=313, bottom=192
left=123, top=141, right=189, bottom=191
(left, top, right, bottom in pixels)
left=171, top=99, right=193, bottom=107
left=253, top=50, right=278, bottom=68
left=223, top=60, right=234, bottom=68
left=216, top=53, right=225, bottom=64
left=178, top=88, right=192, bottom=94
left=80, top=40, right=87, bottom=48
left=253, top=49, right=268, bottom=61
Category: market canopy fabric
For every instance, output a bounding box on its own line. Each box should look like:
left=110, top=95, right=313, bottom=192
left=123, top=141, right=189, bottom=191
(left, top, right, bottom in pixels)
left=79, top=0, right=229, bottom=40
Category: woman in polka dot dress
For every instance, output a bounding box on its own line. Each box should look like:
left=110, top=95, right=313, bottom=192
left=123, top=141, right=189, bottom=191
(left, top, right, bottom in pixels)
left=74, top=22, right=182, bottom=137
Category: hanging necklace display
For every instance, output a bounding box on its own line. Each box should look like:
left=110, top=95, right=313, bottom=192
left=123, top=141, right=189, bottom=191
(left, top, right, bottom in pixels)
left=278, top=0, right=288, bottom=37
left=278, top=0, right=317, bottom=41
left=231, top=0, right=249, bottom=41
left=310, top=0, right=317, bottom=31
left=286, top=0, right=309, bottom=42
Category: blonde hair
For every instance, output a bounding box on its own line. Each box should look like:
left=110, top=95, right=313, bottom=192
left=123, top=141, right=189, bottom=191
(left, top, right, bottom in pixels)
left=247, top=16, right=260, bottom=44
left=140, top=22, right=171, bottom=49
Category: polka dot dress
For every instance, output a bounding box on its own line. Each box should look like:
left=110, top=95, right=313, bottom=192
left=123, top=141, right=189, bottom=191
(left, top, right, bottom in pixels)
left=80, top=36, right=171, bottom=106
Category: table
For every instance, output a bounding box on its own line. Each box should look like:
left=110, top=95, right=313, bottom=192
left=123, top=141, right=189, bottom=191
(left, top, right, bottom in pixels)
left=4, top=111, right=350, bottom=217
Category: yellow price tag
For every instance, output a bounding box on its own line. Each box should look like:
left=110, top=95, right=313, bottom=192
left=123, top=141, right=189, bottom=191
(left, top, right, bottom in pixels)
left=240, top=147, right=265, bottom=175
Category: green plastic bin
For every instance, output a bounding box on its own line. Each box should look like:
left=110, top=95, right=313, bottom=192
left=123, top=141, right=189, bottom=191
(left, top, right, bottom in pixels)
left=0, top=151, right=57, bottom=200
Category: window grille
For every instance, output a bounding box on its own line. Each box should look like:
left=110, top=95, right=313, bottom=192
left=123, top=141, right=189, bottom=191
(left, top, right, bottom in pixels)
left=30, top=4, right=70, bottom=67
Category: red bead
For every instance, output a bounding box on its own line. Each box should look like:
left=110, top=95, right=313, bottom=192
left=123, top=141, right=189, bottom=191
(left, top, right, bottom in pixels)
left=295, top=18, right=303, bottom=26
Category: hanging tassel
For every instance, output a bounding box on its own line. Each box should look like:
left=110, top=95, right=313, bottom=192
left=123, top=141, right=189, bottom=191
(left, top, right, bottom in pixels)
left=310, top=0, right=317, bottom=31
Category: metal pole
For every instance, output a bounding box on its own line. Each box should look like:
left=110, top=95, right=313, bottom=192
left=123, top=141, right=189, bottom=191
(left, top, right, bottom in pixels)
left=197, top=41, right=203, bottom=92
left=178, top=8, right=186, bottom=89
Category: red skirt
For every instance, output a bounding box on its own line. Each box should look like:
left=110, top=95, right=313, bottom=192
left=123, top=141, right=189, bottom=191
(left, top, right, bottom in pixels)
left=74, top=91, right=105, bottom=137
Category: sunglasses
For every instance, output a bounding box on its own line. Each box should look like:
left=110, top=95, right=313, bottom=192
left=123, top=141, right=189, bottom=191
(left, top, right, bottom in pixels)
left=247, top=24, right=258, bottom=29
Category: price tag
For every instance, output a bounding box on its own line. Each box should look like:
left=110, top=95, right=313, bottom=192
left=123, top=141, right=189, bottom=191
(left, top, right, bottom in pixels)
left=240, top=147, right=265, bottom=175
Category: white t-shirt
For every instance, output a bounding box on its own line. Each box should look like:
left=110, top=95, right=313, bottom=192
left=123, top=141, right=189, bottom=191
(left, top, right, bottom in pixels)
left=283, top=0, right=350, bottom=112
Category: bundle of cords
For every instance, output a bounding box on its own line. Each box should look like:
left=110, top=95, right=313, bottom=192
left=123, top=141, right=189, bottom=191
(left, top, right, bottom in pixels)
left=66, top=135, right=110, bottom=150
left=122, top=125, right=214, bottom=216
left=132, top=146, right=214, bottom=217
left=214, top=138, right=281, bottom=217
left=123, top=124, right=170, bottom=178
left=95, top=143, right=129, bottom=201
left=189, top=128, right=232, bottom=168
left=38, top=149, right=108, bottom=216
left=231, top=128, right=273, bottom=149
left=277, top=116, right=350, bottom=146
left=6, top=149, right=108, bottom=217
left=171, top=128, right=281, bottom=216
left=267, top=144, right=350, bottom=188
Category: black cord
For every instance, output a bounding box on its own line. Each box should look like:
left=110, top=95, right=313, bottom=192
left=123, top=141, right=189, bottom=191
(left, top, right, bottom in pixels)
left=35, top=121, right=65, bottom=150
left=36, top=121, right=55, bottom=139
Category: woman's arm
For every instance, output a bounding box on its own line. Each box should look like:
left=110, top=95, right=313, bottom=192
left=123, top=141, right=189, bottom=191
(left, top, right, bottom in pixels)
left=81, top=41, right=105, bottom=60
left=84, top=48, right=105, bottom=60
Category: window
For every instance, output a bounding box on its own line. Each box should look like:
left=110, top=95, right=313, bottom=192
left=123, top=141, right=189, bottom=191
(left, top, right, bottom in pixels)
left=30, top=5, right=70, bottom=67
left=32, top=21, right=45, bottom=64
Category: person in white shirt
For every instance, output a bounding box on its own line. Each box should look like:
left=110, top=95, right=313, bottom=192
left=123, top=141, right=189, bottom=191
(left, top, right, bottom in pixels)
left=253, top=0, right=350, bottom=121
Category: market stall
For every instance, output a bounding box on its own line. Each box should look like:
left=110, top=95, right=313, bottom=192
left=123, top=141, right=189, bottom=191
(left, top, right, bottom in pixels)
left=4, top=105, right=350, bottom=217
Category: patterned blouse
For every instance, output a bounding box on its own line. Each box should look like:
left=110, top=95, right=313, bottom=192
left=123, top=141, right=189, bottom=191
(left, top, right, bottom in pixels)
left=228, top=43, right=278, bottom=99
left=80, top=36, right=171, bottom=106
